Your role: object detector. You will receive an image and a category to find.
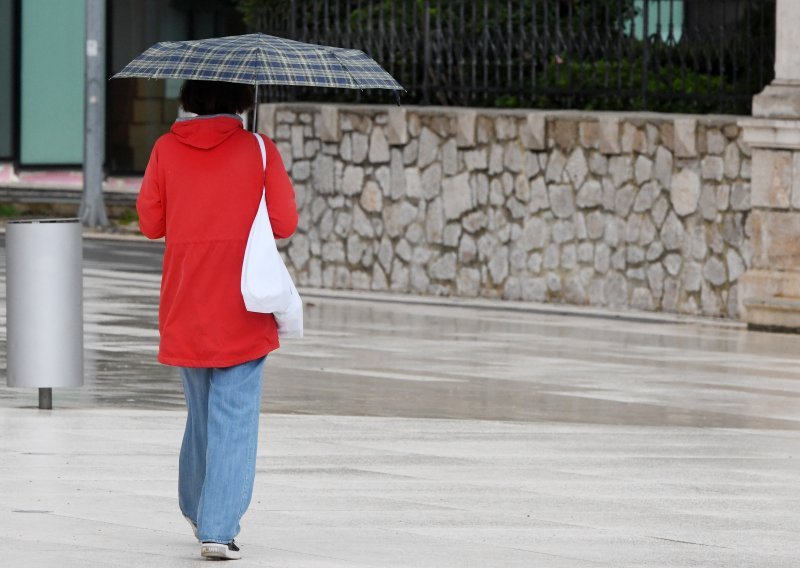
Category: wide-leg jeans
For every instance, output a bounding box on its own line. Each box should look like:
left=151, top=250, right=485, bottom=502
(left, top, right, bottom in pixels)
left=178, top=356, right=266, bottom=543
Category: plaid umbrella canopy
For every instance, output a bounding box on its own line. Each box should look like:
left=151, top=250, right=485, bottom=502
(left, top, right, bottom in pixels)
left=113, top=32, right=403, bottom=92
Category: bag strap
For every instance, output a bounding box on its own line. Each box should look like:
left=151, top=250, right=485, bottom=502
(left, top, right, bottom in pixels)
left=253, top=133, right=267, bottom=191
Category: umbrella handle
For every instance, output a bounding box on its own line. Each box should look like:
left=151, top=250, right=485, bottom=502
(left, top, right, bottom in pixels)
left=252, top=84, right=259, bottom=133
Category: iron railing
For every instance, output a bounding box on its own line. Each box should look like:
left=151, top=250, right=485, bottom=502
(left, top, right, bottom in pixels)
left=245, top=0, right=775, bottom=114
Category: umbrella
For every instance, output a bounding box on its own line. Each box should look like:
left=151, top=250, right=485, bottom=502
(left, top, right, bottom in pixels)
left=112, top=33, right=404, bottom=129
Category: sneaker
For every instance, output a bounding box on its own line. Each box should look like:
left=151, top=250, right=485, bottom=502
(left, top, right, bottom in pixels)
left=200, top=540, right=241, bottom=560
left=183, top=514, right=199, bottom=542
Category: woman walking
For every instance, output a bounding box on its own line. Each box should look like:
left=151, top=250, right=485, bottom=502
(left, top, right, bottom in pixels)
left=136, top=80, right=298, bottom=560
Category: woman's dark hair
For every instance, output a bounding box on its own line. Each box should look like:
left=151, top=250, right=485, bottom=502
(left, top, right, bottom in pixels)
left=179, top=80, right=255, bottom=115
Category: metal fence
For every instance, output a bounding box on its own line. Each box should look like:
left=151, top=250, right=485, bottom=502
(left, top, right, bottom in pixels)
left=248, top=0, right=775, bottom=114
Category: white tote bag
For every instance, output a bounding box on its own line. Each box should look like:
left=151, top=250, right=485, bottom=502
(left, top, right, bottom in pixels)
left=240, top=133, right=303, bottom=339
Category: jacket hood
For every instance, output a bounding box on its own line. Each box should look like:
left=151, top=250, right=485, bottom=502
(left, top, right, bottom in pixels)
left=170, top=115, right=243, bottom=150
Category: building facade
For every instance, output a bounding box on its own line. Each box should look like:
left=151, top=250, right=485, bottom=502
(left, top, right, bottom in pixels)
left=0, top=0, right=243, bottom=174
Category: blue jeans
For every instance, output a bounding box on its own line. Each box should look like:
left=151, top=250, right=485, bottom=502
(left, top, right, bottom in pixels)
left=178, top=356, right=266, bottom=543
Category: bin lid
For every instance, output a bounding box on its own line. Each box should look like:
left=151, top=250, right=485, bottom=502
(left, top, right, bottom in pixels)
left=7, top=218, right=81, bottom=224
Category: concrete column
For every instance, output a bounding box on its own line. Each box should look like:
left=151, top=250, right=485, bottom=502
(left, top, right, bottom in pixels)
left=739, top=0, right=800, bottom=330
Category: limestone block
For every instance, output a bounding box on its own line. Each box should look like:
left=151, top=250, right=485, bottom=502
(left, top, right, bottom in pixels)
left=670, top=169, right=701, bottom=216
left=405, top=167, right=423, bottom=199
left=646, top=241, right=664, bottom=261
left=633, top=181, right=659, bottom=213
left=258, top=104, right=277, bottom=137
left=673, top=118, right=697, bottom=158
left=565, top=149, right=588, bottom=187
left=521, top=218, right=547, bottom=251
left=579, top=121, right=599, bottom=149
left=631, top=288, right=654, bottom=310
left=387, top=107, right=408, bottom=145
left=390, top=259, right=410, bottom=291
left=312, top=154, right=334, bottom=194
left=614, top=184, right=636, bottom=217
left=383, top=202, right=417, bottom=238
left=421, top=163, right=443, bottom=200
left=488, top=248, right=509, bottom=283
left=578, top=242, right=594, bottom=263
left=489, top=145, right=504, bottom=175
left=730, top=181, right=750, bottom=211
left=455, top=110, right=477, bottom=147
left=545, top=150, right=567, bottom=182
left=368, top=127, right=390, bottom=163
left=706, top=129, right=726, bottom=155
left=442, top=172, right=474, bottom=220
left=609, top=156, right=633, bottom=188
left=495, top=116, right=518, bottom=140
left=589, top=152, right=608, bottom=176
left=514, top=174, right=530, bottom=202
left=703, top=257, right=727, bottom=286
left=726, top=249, right=745, bottom=281
left=604, top=272, right=628, bottom=308
left=552, top=219, right=575, bottom=244
left=546, top=271, right=562, bottom=291
left=521, top=114, right=546, bottom=150
left=701, top=156, right=724, bottom=181
left=352, top=205, right=375, bottom=238
left=723, top=143, right=740, bottom=180
left=318, top=106, right=340, bottom=142
left=751, top=149, right=791, bottom=209
left=291, top=160, right=310, bottom=181
left=639, top=215, right=657, bottom=246
left=594, top=243, right=611, bottom=273
left=647, top=263, right=665, bottom=298
left=586, top=210, right=605, bottom=240
left=683, top=261, right=702, bottom=292
left=525, top=151, right=541, bottom=177
left=577, top=180, right=603, bottom=208
left=456, top=267, right=481, bottom=296
left=442, top=139, right=458, bottom=175
left=620, top=122, right=637, bottom=153
left=395, top=239, right=412, bottom=262
left=699, top=184, right=717, bottom=221
left=352, top=133, right=369, bottom=163
left=599, top=117, right=621, bottom=155
left=418, top=127, right=441, bottom=169
left=661, top=212, right=684, bottom=250
left=548, top=184, right=575, bottom=219
left=716, top=184, right=731, bottom=211
left=464, top=149, right=488, bottom=171
left=750, top=210, right=800, bottom=270
left=550, top=120, right=578, bottom=152
left=529, top=177, right=549, bottom=212
left=390, top=149, right=405, bottom=199
left=458, top=233, right=477, bottom=262
left=792, top=153, right=800, bottom=209
left=521, top=277, right=547, bottom=301
left=630, top=158, right=650, bottom=189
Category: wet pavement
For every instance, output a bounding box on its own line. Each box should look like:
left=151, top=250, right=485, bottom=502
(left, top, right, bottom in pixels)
left=1, top=238, right=800, bottom=430
left=1, top=237, right=800, bottom=566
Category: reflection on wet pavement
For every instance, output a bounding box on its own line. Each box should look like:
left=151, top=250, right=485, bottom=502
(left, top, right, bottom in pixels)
left=1, top=239, right=800, bottom=430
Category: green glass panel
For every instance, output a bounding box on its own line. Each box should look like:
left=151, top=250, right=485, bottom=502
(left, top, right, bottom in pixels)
left=20, top=0, right=86, bottom=165
left=0, top=0, right=13, bottom=158
left=630, top=0, right=684, bottom=42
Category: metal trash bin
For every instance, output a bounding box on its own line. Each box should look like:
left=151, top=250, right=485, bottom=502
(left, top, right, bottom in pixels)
left=5, top=219, right=83, bottom=408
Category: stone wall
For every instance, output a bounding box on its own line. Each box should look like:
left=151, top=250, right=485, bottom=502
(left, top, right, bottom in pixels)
left=259, top=103, right=752, bottom=318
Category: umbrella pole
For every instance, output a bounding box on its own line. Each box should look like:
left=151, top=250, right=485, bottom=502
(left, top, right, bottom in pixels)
left=252, top=84, right=259, bottom=133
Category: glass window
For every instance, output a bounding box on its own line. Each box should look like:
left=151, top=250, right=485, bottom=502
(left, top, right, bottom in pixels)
left=0, top=0, right=14, bottom=159
left=20, top=0, right=86, bottom=165
left=630, top=0, right=685, bottom=42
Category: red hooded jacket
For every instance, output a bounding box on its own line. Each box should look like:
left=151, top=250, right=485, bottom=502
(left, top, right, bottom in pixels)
left=136, top=115, right=298, bottom=367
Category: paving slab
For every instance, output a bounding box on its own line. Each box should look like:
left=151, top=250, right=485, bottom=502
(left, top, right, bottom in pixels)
left=0, top=239, right=799, bottom=566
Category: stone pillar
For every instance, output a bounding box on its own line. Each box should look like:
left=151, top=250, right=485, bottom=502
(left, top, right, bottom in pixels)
left=739, top=0, right=800, bottom=330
